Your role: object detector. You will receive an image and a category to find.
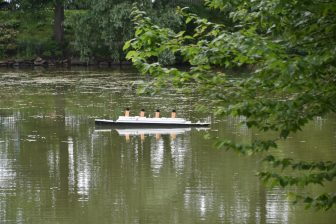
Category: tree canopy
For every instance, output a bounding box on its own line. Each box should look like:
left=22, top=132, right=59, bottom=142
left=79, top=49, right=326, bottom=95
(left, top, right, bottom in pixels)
left=124, top=0, right=336, bottom=210
left=70, top=0, right=190, bottom=61
left=0, top=0, right=206, bottom=60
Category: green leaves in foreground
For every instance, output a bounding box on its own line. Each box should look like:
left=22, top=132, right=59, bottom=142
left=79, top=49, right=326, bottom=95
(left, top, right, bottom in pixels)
left=288, top=193, right=336, bottom=211
left=259, top=155, right=336, bottom=210
left=258, top=171, right=336, bottom=187
left=263, top=155, right=336, bottom=172
left=124, top=1, right=336, bottom=210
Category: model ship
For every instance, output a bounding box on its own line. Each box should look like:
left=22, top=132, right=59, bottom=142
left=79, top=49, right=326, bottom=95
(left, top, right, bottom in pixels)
left=95, top=108, right=210, bottom=128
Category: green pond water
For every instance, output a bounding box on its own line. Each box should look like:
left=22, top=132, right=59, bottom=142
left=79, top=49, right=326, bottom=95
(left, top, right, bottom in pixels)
left=0, top=68, right=335, bottom=223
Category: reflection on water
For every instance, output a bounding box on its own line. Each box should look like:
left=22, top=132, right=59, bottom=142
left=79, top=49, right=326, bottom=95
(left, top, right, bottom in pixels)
left=96, top=127, right=209, bottom=143
left=114, top=127, right=193, bottom=136
left=0, top=69, right=335, bottom=223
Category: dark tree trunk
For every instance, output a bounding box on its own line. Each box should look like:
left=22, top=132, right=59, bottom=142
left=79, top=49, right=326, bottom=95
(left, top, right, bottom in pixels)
left=53, top=0, right=64, bottom=45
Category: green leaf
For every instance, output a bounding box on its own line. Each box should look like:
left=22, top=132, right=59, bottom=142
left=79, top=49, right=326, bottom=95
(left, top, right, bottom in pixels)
left=123, top=40, right=131, bottom=51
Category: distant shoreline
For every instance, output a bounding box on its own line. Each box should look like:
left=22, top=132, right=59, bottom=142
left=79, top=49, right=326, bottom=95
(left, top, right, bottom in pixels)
left=0, top=57, right=133, bottom=68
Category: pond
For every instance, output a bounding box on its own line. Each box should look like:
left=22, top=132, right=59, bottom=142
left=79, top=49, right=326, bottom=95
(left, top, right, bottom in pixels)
left=0, top=67, right=335, bottom=223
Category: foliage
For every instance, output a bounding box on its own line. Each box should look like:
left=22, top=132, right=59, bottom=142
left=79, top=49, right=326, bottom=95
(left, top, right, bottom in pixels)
left=69, top=1, right=134, bottom=61
left=0, top=1, right=65, bottom=58
left=124, top=0, right=336, bottom=210
left=4, top=9, right=64, bottom=58
left=65, top=0, right=90, bottom=9
left=0, top=22, right=18, bottom=58
left=0, top=0, right=200, bottom=60
left=158, top=48, right=176, bottom=66
left=69, top=0, right=185, bottom=61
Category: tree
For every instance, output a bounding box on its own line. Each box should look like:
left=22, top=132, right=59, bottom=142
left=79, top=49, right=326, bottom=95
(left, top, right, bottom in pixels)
left=71, top=0, right=184, bottom=62
left=53, top=0, right=64, bottom=45
left=8, top=0, right=66, bottom=50
left=124, top=0, right=336, bottom=210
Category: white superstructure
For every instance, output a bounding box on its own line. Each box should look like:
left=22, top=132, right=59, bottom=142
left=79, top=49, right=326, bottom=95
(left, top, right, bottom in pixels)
left=115, top=116, right=192, bottom=124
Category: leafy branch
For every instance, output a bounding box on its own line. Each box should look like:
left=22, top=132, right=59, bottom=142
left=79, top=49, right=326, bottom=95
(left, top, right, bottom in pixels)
left=124, top=1, right=336, bottom=210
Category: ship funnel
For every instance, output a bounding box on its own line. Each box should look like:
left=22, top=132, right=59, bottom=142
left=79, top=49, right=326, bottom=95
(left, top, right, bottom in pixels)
left=155, top=109, right=160, bottom=118
left=125, top=108, right=130, bottom=117
left=140, top=109, right=145, bottom=117
left=171, top=109, right=176, bottom=118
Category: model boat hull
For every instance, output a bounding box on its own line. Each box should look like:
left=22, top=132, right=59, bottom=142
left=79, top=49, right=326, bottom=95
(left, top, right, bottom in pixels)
left=95, top=119, right=210, bottom=128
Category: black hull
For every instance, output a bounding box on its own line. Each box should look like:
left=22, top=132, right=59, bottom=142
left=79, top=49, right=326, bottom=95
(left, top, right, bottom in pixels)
left=95, top=120, right=210, bottom=129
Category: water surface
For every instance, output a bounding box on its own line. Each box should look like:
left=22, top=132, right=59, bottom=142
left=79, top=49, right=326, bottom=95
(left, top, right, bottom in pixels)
left=0, top=68, right=335, bottom=223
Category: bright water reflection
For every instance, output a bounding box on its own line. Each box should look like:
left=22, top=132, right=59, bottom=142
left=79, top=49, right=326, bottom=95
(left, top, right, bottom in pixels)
left=0, top=68, right=335, bottom=223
